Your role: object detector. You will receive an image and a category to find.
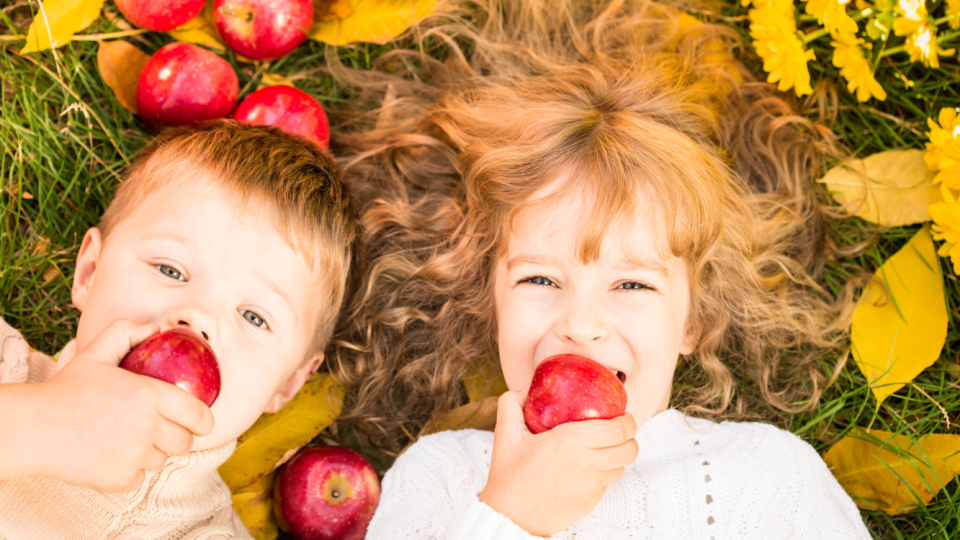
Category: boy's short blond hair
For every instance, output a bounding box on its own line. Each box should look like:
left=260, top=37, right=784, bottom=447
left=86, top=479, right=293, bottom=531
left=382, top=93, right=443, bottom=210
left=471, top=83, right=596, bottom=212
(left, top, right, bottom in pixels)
left=99, top=120, right=358, bottom=354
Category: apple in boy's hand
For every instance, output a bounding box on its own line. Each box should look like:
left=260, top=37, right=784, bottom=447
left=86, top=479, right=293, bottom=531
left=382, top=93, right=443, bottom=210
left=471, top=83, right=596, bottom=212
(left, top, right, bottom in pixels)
left=214, top=0, right=314, bottom=61
left=114, top=0, right=206, bottom=31
left=274, top=446, right=381, bottom=540
left=523, top=354, right=628, bottom=434
left=234, top=86, right=331, bottom=148
left=136, top=43, right=239, bottom=127
left=120, top=328, right=221, bottom=407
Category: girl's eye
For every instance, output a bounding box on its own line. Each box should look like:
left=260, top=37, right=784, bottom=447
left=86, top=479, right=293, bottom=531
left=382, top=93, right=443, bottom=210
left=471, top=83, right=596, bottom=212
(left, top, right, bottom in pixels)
left=522, top=275, right=557, bottom=287
left=157, top=264, right=185, bottom=281
left=240, top=309, right=269, bottom=329
left=619, top=281, right=651, bottom=291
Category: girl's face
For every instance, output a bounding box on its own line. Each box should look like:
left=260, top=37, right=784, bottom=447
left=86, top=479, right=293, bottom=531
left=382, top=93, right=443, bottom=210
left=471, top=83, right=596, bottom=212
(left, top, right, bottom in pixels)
left=494, top=186, right=695, bottom=427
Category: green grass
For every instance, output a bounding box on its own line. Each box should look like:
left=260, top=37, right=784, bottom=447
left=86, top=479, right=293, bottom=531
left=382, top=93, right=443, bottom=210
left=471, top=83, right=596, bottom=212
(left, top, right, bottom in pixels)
left=4, top=1, right=960, bottom=538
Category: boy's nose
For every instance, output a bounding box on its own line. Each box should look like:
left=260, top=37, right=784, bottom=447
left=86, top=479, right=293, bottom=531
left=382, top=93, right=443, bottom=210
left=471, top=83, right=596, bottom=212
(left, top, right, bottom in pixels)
left=165, top=305, right=218, bottom=345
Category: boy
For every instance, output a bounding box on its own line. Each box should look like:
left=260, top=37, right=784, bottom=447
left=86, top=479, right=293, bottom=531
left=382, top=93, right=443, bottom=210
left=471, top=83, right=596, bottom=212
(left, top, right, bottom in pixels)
left=0, top=120, right=357, bottom=539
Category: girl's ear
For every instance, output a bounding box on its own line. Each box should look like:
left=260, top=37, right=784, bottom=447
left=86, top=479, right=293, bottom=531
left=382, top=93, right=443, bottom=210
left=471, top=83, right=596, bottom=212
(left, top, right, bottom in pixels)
left=72, top=228, right=103, bottom=312
left=263, top=352, right=324, bottom=414
left=679, top=325, right=698, bottom=356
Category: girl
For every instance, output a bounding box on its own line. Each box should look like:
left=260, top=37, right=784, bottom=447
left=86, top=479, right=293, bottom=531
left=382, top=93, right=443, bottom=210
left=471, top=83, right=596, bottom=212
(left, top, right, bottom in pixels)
left=329, top=0, right=869, bottom=537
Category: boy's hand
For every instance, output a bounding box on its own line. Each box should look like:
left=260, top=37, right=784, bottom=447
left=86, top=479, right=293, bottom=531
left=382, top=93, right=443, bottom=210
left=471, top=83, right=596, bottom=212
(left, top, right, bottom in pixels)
left=478, top=388, right=639, bottom=537
left=21, top=320, right=215, bottom=492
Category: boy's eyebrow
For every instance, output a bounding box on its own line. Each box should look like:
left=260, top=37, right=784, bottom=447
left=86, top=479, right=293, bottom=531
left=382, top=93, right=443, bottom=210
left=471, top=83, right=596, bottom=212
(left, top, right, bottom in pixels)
left=142, top=231, right=194, bottom=244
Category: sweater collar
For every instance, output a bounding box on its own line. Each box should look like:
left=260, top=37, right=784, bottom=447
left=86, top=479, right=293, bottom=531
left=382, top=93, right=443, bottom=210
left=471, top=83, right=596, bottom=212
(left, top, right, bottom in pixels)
left=632, top=409, right=716, bottom=468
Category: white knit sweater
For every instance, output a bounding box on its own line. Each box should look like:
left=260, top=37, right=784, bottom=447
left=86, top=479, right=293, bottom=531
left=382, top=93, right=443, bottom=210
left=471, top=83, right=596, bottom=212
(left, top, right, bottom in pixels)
left=366, top=410, right=872, bottom=540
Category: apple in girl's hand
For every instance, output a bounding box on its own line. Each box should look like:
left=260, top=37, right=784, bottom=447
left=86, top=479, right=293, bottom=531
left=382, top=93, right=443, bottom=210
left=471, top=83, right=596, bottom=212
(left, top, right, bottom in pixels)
left=234, top=86, right=330, bottom=148
left=114, top=0, right=206, bottom=31
left=120, top=328, right=221, bottom=407
left=214, top=0, right=314, bottom=61
left=523, top=354, right=628, bottom=434
left=136, top=43, right=239, bottom=127
left=274, top=446, right=381, bottom=540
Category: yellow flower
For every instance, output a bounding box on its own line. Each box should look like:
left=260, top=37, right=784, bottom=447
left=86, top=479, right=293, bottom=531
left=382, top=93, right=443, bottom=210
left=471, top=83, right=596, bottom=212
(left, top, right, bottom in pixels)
left=904, top=24, right=955, bottom=68
left=949, top=0, right=960, bottom=29
left=806, top=0, right=859, bottom=36
left=893, top=0, right=927, bottom=36
left=831, top=33, right=887, bottom=101
left=925, top=108, right=960, bottom=188
left=930, top=183, right=960, bottom=274
left=749, top=0, right=816, bottom=96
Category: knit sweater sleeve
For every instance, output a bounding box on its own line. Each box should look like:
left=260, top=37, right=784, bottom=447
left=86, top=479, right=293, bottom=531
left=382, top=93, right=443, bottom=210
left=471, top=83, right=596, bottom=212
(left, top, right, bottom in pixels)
left=365, top=429, right=538, bottom=540
left=0, top=317, right=58, bottom=384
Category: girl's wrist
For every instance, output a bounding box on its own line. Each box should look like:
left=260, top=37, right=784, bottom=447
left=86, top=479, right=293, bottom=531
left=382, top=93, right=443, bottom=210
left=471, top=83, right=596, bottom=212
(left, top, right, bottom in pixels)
left=0, top=383, right=42, bottom=480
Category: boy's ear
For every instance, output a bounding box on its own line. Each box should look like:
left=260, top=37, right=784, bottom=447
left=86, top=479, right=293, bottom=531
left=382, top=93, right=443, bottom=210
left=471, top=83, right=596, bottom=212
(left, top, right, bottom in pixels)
left=72, top=228, right=103, bottom=312
left=263, top=352, right=324, bottom=414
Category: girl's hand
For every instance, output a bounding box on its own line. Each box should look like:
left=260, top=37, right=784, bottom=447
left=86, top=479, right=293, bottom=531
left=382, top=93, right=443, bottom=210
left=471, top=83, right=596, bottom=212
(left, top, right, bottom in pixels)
left=12, top=320, right=215, bottom=492
left=478, top=388, right=639, bottom=537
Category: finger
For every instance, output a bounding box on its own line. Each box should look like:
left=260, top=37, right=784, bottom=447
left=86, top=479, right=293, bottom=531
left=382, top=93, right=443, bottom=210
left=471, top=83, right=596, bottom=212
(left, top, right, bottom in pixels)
left=493, top=389, right=529, bottom=443
left=80, top=320, right=161, bottom=366
left=142, top=447, right=169, bottom=472
left=153, top=421, right=195, bottom=456
left=155, top=387, right=215, bottom=437
left=593, top=439, right=640, bottom=472
left=557, top=414, right=637, bottom=449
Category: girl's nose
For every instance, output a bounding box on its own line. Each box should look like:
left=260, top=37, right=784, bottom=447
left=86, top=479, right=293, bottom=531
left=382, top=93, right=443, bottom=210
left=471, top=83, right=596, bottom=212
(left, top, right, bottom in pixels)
left=165, top=304, right=218, bottom=346
left=556, top=293, right=609, bottom=344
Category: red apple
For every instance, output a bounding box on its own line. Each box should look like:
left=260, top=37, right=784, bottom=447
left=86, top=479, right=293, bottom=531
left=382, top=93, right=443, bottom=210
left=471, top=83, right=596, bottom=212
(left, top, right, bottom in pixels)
left=136, top=43, right=239, bottom=127
left=120, top=328, right=221, bottom=408
left=115, top=0, right=206, bottom=31
left=214, top=0, right=314, bottom=61
left=523, top=354, right=627, bottom=434
left=274, top=446, right=381, bottom=540
left=234, top=86, right=330, bottom=148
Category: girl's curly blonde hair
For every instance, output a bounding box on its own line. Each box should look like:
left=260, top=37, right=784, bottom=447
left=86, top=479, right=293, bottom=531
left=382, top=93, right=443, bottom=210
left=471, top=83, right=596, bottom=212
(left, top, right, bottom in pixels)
left=328, top=0, right=856, bottom=448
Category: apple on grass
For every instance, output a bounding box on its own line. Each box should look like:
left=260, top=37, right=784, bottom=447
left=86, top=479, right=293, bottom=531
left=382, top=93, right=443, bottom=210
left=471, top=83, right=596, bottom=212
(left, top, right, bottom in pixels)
left=136, top=43, right=239, bottom=127
left=120, top=328, right=221, bottom=407
left=115, top=0, right=206, bottom=31
left=274, top=446, right=381, bottom=540
left=523, top=354, right=628, bottom=434
left=214, top=0, right=314, bottom=61
left=234, top=86, right=330, bottom=148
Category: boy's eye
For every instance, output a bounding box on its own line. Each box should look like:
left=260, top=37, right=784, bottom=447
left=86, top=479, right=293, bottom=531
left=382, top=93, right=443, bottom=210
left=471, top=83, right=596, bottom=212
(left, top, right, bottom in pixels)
left=618, top=281, right=651, bottom=291
left=157, top=264, right=185, bottom=281
left=240, top=309, right=269, bottom=329
left=522, top=276, right=557, bottom=287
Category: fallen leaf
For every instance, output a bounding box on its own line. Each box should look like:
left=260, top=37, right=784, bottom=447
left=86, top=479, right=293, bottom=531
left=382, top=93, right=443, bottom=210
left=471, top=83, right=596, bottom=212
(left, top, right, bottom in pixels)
left=219, top=373, right=344, bottom=492
left=168, top=0, right=225, bottom=51
left=819, top=149, right=941, bottom=226
left=851, top=228, right=948, bottom=406
left=97, top=41, right=149, bottom=114
left=419, top=395, right=499, bottom=437
left=41, top=265, right=60, bottom=286
left=21, top=0, right=104, bottom=54
left=823, top=429, right=960, bottom=514
left=31, top=236, right=50, bottom=257
left=310, top=0, right=438, bottom=45
left=231, top=470, right=279, bottom=540
left=314, top=0, right=353, bottom=21
left=462, top=360, right=508, bottom=403
left=258, top=73, right=295, bottom=88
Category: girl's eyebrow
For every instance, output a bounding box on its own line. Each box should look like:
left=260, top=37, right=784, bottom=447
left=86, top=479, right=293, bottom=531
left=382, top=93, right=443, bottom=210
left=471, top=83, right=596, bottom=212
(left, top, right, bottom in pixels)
left=612, top=257, right=669, bottom=278
left=506, top=254, right=555, bottom=269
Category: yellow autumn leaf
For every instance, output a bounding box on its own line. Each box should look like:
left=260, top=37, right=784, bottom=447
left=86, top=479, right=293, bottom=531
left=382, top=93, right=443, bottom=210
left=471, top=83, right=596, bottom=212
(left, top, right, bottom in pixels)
left=21, top=0, right=104, bottom=54
left=258, top=73, right=296, bottom=88
left=231, top=470, right=279, bottom=540
left=97, top=40, right=149, bottom=114
left=314, top=0, right=353, bottom=21
left=418, top=395, right=499, bottom=438
left=462, top=360, right=508, bottom=403
left=310, top=0, right=439, bottom=45
left=168, top=0, right=225, bottom=51
left=823, top=429, right=960, bottom=514
left=851, top=228, right=948, bottom=406
left=218, top=373, right=344, bottom=492
left=819, top=149, right=941, bottom=226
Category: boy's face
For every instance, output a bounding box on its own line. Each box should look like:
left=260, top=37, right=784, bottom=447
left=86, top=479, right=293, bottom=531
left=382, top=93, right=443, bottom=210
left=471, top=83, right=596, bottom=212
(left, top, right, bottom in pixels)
left=493, top=186, right=695, bottom=428
left=72, top=174, right=327, bottom=451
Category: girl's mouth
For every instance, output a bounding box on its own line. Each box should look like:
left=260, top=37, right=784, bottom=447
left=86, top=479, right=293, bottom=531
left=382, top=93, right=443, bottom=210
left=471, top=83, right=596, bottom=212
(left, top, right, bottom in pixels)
left=616, top=371, right=627, bottom=384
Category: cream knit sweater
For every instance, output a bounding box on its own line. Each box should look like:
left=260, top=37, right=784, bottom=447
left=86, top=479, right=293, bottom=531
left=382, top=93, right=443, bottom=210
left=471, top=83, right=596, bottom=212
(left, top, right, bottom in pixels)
left=0, top=318, right=252, bottom=540
left=367, top=410, right=873, bottom=540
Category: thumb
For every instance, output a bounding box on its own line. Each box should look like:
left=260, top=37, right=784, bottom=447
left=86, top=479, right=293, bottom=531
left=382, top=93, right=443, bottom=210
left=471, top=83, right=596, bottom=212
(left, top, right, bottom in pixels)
left=79, top=320, right=161, bottom=366
left=494, top=386, right=531, bottom=444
